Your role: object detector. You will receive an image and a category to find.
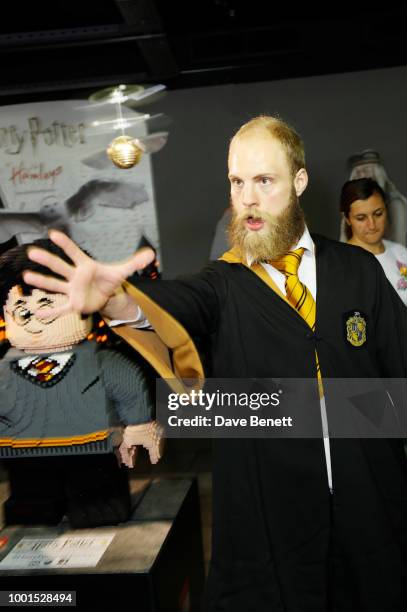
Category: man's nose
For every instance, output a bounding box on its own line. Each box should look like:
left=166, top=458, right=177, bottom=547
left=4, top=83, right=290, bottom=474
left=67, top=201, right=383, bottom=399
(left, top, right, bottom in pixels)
left=242, top=183, right=257, bottom=207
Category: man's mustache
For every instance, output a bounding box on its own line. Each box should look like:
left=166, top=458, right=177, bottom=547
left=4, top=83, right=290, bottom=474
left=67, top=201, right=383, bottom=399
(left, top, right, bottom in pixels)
left=236, top=210, right=264, bottom=220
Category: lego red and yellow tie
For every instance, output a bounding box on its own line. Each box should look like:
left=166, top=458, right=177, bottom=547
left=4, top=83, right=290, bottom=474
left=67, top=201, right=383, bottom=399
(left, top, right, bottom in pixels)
left=32, top=358, right=59, bottom=383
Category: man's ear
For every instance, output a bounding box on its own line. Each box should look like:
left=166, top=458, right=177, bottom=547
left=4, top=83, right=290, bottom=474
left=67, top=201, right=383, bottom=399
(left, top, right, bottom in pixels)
left=294, top=168, right=308, bottom=197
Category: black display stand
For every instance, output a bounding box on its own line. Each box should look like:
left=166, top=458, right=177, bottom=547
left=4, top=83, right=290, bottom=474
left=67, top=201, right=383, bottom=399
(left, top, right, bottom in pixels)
left=0, top=478, right=205, bottom=611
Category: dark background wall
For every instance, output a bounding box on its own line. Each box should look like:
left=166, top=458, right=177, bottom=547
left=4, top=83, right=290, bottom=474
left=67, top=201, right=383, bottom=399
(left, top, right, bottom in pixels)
left=151, top=65, right=407, bottom=277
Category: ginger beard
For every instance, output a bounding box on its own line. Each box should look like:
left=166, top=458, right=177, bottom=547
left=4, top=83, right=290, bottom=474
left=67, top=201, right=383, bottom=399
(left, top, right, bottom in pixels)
left=227, top=187, right=305, bottom=265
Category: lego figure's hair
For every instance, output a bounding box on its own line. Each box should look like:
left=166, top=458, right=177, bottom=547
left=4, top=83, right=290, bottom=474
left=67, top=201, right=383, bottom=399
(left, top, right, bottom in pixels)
left=0, top=239, right=73, bottom=307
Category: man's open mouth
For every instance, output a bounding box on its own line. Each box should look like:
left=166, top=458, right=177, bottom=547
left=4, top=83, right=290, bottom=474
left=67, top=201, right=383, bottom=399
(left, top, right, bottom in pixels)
left=245, top=216, right=265, bottom=231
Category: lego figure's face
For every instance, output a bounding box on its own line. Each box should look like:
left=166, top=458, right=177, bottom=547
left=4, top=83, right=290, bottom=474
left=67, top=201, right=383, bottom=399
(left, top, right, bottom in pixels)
left=4, top=286, right=92, bottom=353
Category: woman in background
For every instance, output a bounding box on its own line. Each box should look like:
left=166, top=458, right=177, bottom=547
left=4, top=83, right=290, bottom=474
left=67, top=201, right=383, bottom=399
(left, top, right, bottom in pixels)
left=340, top=177, right=407, bottom=305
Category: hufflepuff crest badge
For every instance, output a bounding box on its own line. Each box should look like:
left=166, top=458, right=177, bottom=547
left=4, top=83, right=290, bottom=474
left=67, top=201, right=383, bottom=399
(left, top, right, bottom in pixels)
left=344, top=310, right=367, bottom=348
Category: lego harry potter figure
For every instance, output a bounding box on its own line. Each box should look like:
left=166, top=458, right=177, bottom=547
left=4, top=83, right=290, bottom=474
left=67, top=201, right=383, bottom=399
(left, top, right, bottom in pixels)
left=0, top=239, right=163, bottom=528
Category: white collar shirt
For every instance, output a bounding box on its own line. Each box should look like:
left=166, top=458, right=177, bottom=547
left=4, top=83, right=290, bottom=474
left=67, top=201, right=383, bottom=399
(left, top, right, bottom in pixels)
left=260, top=226, right=316, bottom=300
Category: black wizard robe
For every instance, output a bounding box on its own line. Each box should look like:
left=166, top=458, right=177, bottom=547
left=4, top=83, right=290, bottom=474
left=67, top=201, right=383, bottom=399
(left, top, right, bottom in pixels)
left=118, top=233, right=407, bottom=612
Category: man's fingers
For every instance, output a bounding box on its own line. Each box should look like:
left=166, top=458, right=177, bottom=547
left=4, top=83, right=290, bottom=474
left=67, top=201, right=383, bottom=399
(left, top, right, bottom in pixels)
left=48, top=230, right=89, bottom=265
left=27, top=248, right=74, bottom=281
left=22, top=270, right=69, bottom=296
left=120, top=247, right=156, bottom=278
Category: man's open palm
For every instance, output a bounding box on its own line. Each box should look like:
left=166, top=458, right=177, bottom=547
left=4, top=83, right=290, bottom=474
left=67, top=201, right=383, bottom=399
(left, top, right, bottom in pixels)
left=23, top=230, right=155, bottom=317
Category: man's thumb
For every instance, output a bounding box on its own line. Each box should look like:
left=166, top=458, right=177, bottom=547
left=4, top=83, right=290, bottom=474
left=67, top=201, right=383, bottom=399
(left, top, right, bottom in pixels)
left=121, top=247, right=156, bottom=278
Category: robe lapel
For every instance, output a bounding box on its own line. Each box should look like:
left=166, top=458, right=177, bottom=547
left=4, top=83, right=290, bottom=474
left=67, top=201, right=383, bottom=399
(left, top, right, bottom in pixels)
left=312, top=234, right=328, bottom=333
left=219, top=248, right=310, bottom=324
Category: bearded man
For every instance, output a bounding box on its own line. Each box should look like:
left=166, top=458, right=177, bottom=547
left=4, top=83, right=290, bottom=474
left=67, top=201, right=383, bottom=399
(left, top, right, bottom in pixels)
left=22, top=116, right=407, bottom=612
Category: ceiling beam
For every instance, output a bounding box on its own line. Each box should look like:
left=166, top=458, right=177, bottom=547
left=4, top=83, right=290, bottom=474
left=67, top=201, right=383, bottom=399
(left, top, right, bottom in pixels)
left=114, top=0, right=179, bottom=77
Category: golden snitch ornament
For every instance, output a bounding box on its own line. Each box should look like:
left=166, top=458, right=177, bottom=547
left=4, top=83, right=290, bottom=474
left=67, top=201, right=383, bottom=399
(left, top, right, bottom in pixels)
left=107, top=135, right=145, bottom=169
left=81, top=83, right=169, bottom=171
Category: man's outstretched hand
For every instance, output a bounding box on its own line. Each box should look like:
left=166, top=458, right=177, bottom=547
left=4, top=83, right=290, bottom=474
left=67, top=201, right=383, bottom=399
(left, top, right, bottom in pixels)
left=23, top=230, right=155, bottom=319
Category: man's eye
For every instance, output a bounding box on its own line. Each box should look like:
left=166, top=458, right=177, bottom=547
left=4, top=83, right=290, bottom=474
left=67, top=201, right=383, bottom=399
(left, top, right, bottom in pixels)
left=231, top=179, right=242, bottom=186
left=261, top=177, right=272, bottom=185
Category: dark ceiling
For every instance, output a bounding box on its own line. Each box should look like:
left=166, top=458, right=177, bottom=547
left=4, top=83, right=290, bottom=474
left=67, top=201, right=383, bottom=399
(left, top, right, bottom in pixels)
left=1, top=1, right=407, bottom=103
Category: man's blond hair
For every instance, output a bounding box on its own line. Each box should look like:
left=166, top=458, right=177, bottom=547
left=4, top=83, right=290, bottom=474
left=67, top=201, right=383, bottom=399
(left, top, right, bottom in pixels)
left=231, top=115, right=305, bottom=177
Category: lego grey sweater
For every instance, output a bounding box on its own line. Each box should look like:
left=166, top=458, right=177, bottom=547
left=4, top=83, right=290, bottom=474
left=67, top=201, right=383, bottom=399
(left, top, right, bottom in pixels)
left=0, top=340, right=154, bottom=457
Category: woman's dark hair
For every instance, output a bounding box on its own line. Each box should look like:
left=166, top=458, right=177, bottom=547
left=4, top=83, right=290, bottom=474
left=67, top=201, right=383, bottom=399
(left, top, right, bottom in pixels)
left=0, top=238, right=73, bottom=308
left=340, top=178, right=387, bottom=240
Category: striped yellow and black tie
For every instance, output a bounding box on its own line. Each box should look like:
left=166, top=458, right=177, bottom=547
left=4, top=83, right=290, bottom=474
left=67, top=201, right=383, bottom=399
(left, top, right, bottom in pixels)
left=271, top=248, right=322, bottom=387
left=271, top=248, right=315, bottom=329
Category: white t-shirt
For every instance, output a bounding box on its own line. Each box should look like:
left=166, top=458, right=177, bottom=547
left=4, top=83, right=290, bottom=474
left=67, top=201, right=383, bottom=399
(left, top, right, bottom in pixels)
left=375, top=239, right=407, bottom=306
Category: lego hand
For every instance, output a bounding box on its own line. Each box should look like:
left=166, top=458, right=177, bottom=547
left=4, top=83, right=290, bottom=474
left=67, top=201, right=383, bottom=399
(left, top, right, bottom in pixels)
left=23, top=230, right=155, bottom=319
left=117, top=443, right=137, bottom=468
left=120, top=421, right=165, bottom=466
